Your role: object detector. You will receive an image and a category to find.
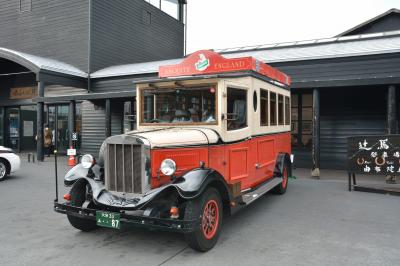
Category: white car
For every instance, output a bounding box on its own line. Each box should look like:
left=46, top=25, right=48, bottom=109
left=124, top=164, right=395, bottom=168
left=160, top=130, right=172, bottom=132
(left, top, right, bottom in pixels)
left=0, top=146, right=21, bottom=181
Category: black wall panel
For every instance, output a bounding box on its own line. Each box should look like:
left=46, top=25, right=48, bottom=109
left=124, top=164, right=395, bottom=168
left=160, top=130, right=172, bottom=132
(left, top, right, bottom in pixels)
left=90, top=74, right=157, bottom=93
left=90, top=0, right=184, bottom=72
left=0, top=0, right=90, bottom=71
left=272, top=53, right=400, bottom=88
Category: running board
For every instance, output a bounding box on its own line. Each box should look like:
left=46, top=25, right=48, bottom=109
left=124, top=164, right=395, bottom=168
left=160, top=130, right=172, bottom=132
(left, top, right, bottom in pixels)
left=241, top=178, right=282, bottom=205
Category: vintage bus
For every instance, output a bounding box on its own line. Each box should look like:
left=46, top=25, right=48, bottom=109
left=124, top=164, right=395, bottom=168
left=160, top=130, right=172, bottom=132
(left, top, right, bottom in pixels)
left=55, top=50, right=292, bottom=252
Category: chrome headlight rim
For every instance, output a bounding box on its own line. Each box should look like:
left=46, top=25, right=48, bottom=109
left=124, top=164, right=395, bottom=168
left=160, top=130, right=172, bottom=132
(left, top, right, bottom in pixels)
left=160, top=159, right=176, bottom=176
left=81, top=154, right=95, bottom=169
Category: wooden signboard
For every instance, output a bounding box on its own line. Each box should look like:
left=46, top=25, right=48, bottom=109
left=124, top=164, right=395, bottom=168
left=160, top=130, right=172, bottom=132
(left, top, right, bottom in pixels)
left=10, top=87, right=37, bottom=100
left=347, top=135, right=400, bottom=175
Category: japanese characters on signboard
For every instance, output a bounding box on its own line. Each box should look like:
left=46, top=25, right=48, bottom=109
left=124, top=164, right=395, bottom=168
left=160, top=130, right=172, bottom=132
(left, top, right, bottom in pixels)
left=347, top=135, right=400, bottom=175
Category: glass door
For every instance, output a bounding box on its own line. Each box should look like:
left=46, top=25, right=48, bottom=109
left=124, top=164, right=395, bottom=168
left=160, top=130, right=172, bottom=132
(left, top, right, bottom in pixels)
left=0, top=108, right=4, bottom=146
left=6, top=107, right=20, bottom=151
left=57, top=105, right=69, bottom=153
left=47, top=105, right=70, bottom=154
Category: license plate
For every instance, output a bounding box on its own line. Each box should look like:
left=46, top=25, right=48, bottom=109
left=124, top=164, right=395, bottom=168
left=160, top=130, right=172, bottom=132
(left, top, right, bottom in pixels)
left=96, top=211, right=121, bottom=229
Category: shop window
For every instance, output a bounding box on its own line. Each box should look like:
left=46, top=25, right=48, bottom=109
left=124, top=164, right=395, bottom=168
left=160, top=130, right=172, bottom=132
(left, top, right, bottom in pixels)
left=0, top=108, right=4, bottom=146
left=227, top=87, right=247, bottom=131
left=148, top=0, right=161, bottom=8
left=270, top=92, right=277, bottom=126
left=260, top=89, right=268, bottom=126
left=20, top=0, right=32, bottom=12
left=123, top=101, right=136, bottom=132
left=285, top=96, right=290, bottom=125
left=161, top=0, right=179, bottom=20
left=278, top=94, right=284, bottom=125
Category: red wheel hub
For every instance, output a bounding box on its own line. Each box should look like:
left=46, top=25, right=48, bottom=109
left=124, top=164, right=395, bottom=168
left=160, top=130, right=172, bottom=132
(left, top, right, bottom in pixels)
left=282, top=167, right=288, bottom=188
left=201, top=199, right=219, bottom=239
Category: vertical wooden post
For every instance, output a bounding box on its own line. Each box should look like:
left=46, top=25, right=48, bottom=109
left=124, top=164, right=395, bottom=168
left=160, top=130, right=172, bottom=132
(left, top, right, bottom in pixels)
left=105, top=99, right=111, bottom=137
left=311, top=88, right=320, bottom=178
left=36, top=81, right=45, bottom=161
left=68, top=100, right=76, bottom=148
left=387, top=85, right=397, bottom=134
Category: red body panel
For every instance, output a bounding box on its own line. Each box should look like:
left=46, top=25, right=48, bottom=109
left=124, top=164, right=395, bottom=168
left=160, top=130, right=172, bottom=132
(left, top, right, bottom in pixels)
left=151, top=132, right=291, bottom=190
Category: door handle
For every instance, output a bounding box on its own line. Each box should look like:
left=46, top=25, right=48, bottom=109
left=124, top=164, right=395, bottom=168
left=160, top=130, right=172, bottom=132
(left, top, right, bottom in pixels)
left=255, top=163, right=261, bottom=169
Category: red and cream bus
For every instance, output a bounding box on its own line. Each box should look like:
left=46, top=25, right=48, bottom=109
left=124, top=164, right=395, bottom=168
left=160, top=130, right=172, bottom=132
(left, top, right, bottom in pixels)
left=55, top=50, right=292, bottom=252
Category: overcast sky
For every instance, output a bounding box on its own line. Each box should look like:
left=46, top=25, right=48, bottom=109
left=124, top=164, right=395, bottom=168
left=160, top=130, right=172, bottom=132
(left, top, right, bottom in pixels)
left=186, top=0, right=400, bottom=53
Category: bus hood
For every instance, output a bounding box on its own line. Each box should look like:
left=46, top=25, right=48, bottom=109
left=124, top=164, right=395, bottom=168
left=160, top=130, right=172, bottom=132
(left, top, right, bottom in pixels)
left=127, top=128, right=220, bottom=148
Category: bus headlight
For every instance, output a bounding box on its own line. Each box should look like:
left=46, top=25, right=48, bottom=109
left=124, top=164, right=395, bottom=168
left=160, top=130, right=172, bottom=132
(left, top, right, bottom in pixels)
left=160, top=159, right=176, bottom=176
left=81, top=154, right=95, bottom=169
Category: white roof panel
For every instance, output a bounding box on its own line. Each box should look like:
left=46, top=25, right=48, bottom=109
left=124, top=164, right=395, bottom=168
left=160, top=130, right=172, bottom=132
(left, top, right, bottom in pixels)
left=221, top=31, right=400, bottom=63
left=0, top=47, right=87, bottom=77
left=91, top=30, right=400, bottom=79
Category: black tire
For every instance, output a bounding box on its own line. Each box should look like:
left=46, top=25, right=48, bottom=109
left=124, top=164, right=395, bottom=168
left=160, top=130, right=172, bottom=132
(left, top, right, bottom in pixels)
left=0, top=160, right=8, bottom=181
left=273, top=160, right=290, bottom=194
left=67, top=181, right=97, bottom=232
left=184, top=187, right=223, bottom=252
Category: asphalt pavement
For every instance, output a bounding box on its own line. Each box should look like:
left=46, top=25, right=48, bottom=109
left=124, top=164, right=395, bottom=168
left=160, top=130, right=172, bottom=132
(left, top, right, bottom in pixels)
left=0, top=157, right=399, bottom=266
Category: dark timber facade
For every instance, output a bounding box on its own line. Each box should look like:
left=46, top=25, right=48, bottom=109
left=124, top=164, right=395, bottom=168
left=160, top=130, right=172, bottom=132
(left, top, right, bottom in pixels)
left=0, top=0, right=186, bottom=160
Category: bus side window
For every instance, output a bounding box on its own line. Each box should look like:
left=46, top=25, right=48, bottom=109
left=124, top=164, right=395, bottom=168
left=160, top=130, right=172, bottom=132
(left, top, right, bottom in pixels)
left=260, top=89, right=268, bottom=126
left=270, top=92, right=277, bottom=126
left=278, top=94, right=284, bottom=125
left=227, top=87, right=247, bottom=131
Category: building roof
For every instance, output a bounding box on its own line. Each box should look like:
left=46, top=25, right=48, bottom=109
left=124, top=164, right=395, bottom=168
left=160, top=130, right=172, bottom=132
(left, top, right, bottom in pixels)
left=336, top=8, right=400, bottom=37
left=91, top=58, right=181, bottom=78
left=0, top=47, right=87, bottom=78
left=91, top=30, right=400, bottom=79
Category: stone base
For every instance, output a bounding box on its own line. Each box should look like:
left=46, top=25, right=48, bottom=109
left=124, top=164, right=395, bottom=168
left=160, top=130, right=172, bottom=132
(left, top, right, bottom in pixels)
left=311, top=168, right=320, bottom=178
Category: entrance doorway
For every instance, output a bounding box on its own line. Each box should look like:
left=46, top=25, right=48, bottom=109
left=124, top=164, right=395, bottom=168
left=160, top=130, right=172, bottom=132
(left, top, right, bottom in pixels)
left=5, top=106, right=37, bottom=152
left=48, top=105, right=70, bottom=154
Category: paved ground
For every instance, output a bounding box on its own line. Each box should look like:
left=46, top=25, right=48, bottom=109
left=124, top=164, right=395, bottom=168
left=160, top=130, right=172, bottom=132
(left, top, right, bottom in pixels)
left=1, top=157, right=400, bottom=266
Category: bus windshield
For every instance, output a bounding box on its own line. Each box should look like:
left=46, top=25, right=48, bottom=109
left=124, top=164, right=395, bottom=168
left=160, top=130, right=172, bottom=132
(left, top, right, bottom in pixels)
left=140, top=85, right=217, bottom=125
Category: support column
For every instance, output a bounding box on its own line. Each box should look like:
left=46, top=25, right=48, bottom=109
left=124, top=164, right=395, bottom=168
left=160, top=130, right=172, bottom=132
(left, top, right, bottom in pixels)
left=68, top=100, right=76, bottom=148
left=387, top=85, right=397, bottom=134
left=311, top=88, right=320, bottom=178
left=105, top=99, right=111, bottom=137
left=36, top=81, right=45, bottom=161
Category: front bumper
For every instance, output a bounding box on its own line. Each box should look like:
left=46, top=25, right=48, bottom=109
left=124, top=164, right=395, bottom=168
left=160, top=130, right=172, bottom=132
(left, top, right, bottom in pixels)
left=54, top=201, right=196, bottom=233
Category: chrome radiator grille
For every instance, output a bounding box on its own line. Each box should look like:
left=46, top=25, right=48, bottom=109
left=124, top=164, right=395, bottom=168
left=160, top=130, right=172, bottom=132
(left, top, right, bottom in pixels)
left=105, top=143, right=146, bottom=194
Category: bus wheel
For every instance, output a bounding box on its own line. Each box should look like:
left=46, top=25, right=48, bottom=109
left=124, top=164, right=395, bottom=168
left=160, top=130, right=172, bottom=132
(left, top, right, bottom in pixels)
left=273, top=161, right=290, bottom=195
left=184, top=187, right=222, bottom=252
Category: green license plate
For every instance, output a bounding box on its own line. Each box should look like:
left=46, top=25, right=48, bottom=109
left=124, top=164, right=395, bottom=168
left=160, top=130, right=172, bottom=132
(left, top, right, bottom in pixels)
left=96, top=211, right=121, bottom=229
